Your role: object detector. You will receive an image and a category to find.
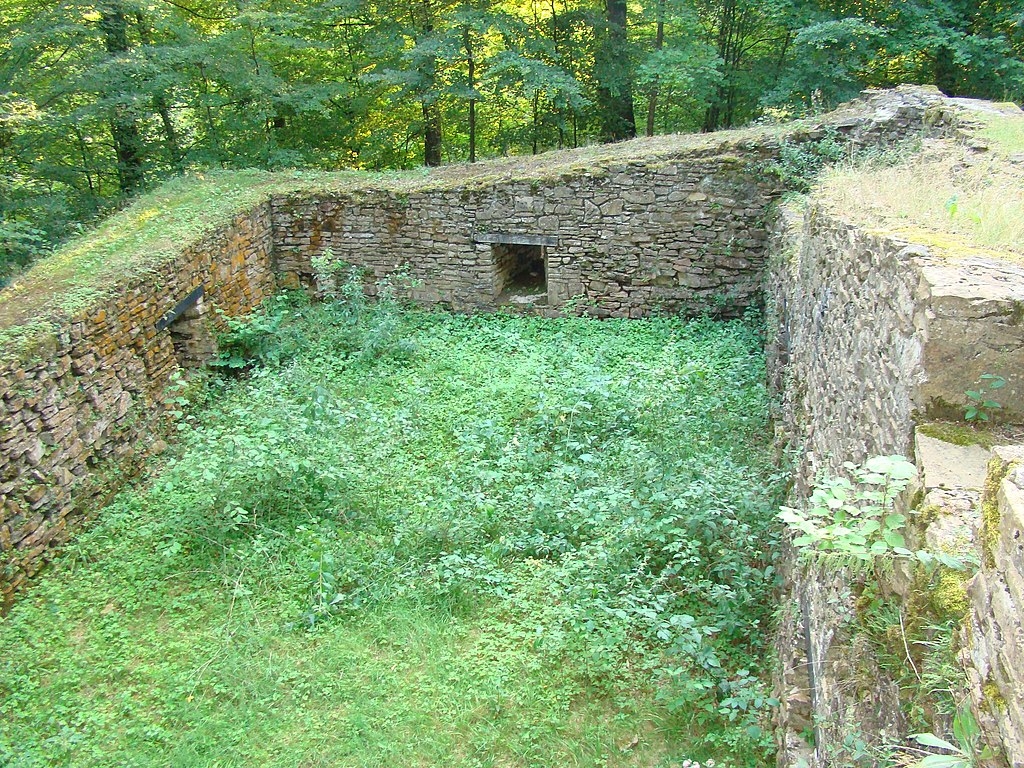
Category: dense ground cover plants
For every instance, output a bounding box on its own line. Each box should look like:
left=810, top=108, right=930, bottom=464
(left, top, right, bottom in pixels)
left=0, top=289, right=783, bottom=767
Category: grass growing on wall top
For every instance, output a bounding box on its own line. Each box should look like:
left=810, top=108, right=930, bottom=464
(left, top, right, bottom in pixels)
left=977, top=112, right=1024, bottom=154
left=0, top=300, right=783, bottom=767
left=0, top=170, right=334, bottom=363
left=0, top=171, right=265, bottom=361
left=814, top=110, right=1024, bottom=261
left=0, top=121, right=798, bottom=364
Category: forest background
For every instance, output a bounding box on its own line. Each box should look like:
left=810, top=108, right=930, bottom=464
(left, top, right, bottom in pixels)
left=1, top=0, right=1022, bottom=282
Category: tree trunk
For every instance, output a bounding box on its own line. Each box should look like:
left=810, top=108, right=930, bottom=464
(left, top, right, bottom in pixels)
left=135, top=12, right=183, bottom=170
left=645, top=1, right=664, bottom=137
left=99, top=2, right=145, bottom=196
left=423, top=101, right=442, bottom=166
left=417, top=0, right=442, bottom=166
left=934, top=45, right=959, bottom=96
left=597, top=0, right=636, bottom=142
left=464, top=26, right=476, bottom=163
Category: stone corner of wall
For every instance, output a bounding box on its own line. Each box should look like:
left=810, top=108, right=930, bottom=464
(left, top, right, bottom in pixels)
left=963, top=447, right=1024, bottom=768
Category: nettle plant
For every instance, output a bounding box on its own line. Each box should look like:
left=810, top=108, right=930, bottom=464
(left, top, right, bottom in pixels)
left=780, top=455, right=966, bottom=570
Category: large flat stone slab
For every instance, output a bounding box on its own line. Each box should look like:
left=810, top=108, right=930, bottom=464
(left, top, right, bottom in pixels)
left=916, top=431, right=992, bottom=490
left=915, top=256, right=1024, bottom=419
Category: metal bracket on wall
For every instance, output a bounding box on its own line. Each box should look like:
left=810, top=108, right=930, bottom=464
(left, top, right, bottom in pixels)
left=473, top=233, right=560, bottom=247
left=155, top=285, right=205, bottom=331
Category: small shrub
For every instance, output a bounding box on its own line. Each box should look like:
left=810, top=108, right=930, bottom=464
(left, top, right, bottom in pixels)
left=210, top=293, right=307, bottom=372
left=964, top=373, right=1005, bottom=424
left=764, top=128, right=847, bottom=191
left=780, top=455, right=970, bottom=570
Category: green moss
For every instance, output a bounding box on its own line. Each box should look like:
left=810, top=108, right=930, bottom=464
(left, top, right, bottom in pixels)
left=909, top=486, right=925, bottom=511
left=983, top=681, right=1007, bottom=713
left=918, top=422, right=995, bottom=449
left=929, top=569, right=970, bottom=621
left=981, top=457, right=1015, bottom=569
left=916, top=503, right=943, bottom=526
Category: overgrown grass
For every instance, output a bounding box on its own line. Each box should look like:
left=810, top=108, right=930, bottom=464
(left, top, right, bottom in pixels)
left=815, top=110, right=1024, bottom=260
left=0, top=297, right=783, bottom=767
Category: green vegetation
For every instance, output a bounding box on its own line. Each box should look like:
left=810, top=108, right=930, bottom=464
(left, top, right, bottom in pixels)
left=916, top=423, right=995, bottom=450
left=816, top=109, right=1024, bottom=261
left=977, top=113, right=1024, bottom=155
left=761, top=128, right=848, bottom=192
left=980, top=457, right=1015, bottom=569
left=0, top=295, right=783, bottom=767
left=964, top=374, right=1006, bottom=424
left=781, top=456, right=920, bottom=565
left=902, top=705, right=995, bottom=767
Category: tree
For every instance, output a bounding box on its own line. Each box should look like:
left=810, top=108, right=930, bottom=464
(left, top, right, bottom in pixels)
left=594, top=0, right=636, bottom=140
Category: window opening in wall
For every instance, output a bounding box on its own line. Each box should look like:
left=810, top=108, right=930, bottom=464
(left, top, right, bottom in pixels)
left=475, top=232, right=558, bottom=307
left=493, top=242, right=547, bottom=305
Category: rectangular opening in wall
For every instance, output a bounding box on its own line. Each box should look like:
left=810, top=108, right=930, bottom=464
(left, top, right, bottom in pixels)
left=475, top=234, right=558, bottom=307
left=493, top=242, right=547, bottom=304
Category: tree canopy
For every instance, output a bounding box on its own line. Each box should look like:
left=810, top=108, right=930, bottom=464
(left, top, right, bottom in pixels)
left=1, top=0, right=1022, bottom=279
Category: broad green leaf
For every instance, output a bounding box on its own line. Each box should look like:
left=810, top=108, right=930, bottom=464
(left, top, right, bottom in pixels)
left=912, top=733, right=961, bottom=752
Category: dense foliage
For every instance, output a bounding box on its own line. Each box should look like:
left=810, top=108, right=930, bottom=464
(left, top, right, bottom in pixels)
left=0, top=295, right=784, bottom=766
left=1, top=0, right=1022, bottom=279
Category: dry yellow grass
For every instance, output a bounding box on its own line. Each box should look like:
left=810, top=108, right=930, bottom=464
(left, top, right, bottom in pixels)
left=815, top=112, right=1024, bottom=260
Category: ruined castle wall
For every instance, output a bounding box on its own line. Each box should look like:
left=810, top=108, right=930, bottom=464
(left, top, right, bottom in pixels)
left=0, top=205, right=275, bottom=605
left=0, top=85, right=981, bottom=621
left=965, top=448, right=1024, bottom=767
left=767, top=201, right=1024, bottom=766
left=272, top=156, right=778, bottom=319
left=766, top=205, right=930, bottom=765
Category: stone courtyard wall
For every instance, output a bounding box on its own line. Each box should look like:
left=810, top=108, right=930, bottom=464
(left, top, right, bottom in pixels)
left=965, top=447, right=1024, bottom=767
left=0, top=205, right=275, bottom=606
left=767, top=200, right=1024, bottom=766
left=271, top=86, right=958, bottom=320
left=767, top=205, right=930, bottom=765
left=272, top=155, right=777, bottom=318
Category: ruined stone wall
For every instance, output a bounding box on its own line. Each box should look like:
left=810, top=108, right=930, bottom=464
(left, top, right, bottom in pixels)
left=965, top=447, right=1024, bottom=767
left=0, top=85, right=958, bottom=604
left=272, top=156, right=778, bottom=319
left=0, top=205, right=275, bottom=605
left=767, top=204, right=929, bottom=484
left=768, top=201, right=1024, bottom=766
left=767, top=204, right=929, bottom=765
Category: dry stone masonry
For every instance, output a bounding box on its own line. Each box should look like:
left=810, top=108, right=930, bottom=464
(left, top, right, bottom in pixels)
left=0, top=205, right=276, bottom=604
left=767, top=194, right=1024, bottom=764
left=272, top=155, right=776, bottom=318
left=965, top=446, right=1024, bottom=766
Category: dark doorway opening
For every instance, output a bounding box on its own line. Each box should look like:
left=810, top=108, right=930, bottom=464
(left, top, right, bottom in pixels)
left=156, top=286, right=216, bottom=368
left=168, top=305, right=215, bottom=368
left=493, top=243, right=547, bottom=304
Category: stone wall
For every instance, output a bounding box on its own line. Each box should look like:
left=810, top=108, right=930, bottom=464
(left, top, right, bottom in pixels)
left=965, top=447, right=1024, bottom=766
left=767, top=204, right=929, bottom=765
left=272, top=156, right=778, bottom=319
left=767, top=199, right=1024, bottom=765
left=0, top=205, right=276, bottom=606
left=0, top=85, right=986, bottom=625
left=273, top=85, right=961, bottom=321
